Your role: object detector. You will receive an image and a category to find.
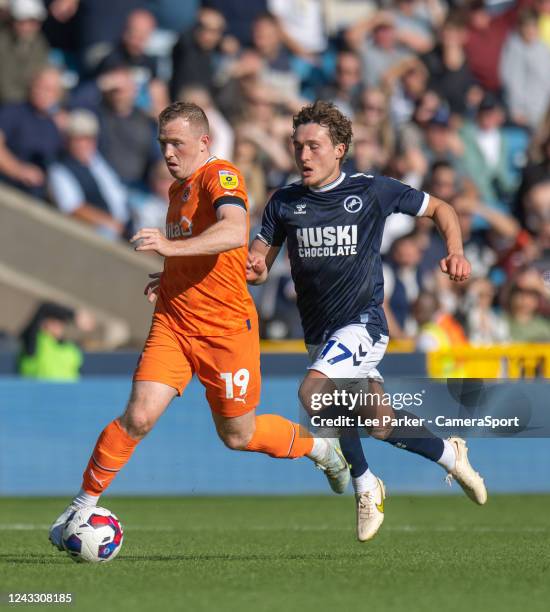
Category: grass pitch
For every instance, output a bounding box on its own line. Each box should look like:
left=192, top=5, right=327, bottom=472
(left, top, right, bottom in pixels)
left=1, top=495, right=549, bottom=612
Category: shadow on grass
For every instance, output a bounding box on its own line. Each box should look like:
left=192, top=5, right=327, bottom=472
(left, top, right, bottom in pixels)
left=118, top=551, right=369, bottom=562
left=0, top=551, right=370, bottom=564
left=0, top=553, right=70, bottom=565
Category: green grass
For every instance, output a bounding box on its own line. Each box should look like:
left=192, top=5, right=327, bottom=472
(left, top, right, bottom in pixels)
left=1, top=495, right=549, bottom=612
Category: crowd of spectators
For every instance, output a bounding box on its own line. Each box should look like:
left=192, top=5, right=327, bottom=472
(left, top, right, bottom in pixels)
left=0, top=0, right=549, bottom=349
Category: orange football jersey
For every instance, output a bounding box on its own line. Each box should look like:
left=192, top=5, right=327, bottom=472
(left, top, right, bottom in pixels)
left=155, top=157, right=257, bottom=336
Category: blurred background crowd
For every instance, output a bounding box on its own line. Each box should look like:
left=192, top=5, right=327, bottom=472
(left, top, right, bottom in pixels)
left=0, top=0, right=549, bottom=377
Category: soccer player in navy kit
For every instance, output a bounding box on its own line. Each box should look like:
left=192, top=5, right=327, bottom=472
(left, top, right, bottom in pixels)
left=247, top=101, right=487, bottom=542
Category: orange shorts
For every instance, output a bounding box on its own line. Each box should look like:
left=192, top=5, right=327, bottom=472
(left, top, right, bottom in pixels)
left=133, top=314, right=261, bottom=417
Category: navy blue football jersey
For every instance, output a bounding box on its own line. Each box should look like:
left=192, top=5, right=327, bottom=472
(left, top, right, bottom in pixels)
left=258, top=172, right=429, bottom=344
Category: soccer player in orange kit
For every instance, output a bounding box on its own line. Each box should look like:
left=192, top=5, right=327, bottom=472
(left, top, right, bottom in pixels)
left=48, top=102, right=349, bottom=549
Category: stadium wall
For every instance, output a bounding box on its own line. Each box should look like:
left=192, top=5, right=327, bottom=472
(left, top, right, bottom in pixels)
left=1, top=377, right=549, bottom=496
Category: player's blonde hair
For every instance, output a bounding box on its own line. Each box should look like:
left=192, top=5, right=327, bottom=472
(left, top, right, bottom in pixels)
left=293, top=101, right=353, bottom=160
left=158, top=102, right=210, bottom=135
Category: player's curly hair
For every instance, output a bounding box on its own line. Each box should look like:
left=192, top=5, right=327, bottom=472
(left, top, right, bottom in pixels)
left=158, top=101, right=209, bottom=135
left=292, top=101, right=353, bottom=158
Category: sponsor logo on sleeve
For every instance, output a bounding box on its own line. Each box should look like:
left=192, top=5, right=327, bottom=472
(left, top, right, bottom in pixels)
left=219, top=170, right=239, bottom=189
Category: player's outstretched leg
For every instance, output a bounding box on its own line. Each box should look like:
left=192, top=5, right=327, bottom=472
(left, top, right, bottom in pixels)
left=49, top=381, right=176, bottom=550
left=366, top=382, right=487, bottom=505
left=212, top=411, right=350, bottom=494
left=340, top=430, right=386, bottom=542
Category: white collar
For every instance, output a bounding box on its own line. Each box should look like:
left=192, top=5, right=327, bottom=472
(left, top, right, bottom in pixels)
left=178, top=155, right=218, bottom=184
left=308, top=172, right=346, bottom=193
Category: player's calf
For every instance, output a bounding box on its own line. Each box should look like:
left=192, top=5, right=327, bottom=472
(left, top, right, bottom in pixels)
left=216, top=429, right=254, bottom=450
left=212, top=410, right=255, bottom=451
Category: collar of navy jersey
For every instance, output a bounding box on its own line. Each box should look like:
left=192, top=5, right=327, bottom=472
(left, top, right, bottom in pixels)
left=307, top=172, right=346, bottom=193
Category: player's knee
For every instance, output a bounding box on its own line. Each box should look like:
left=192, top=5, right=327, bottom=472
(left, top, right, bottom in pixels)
left=218, top=429, right=253, bottom=451
left=298, top=380, right=315, bottom=414
left=299, top=374, right=334, bottom=415
left=119, top=412, right=154, bottom=439
left=367, top=425, right=393, bottom=440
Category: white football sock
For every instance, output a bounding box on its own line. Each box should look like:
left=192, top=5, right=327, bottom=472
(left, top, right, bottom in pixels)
left=352, top=468, right=379, bottom=494
left=437, top=440, right=457, bottom=472
left=72, top=489, right=100, bottom=509
left=306, top=437, right=329, bottom=463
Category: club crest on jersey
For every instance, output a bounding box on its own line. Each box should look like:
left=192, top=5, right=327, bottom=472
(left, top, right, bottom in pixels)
left=344, top=195, right=363, bottom=213
left=294, top=202, right=307, bottom=215
left=166, top=215, right=193, bottom=239
left=219, top=170, right=239, bottom=189
left=181, top=186, right=191, bottom=202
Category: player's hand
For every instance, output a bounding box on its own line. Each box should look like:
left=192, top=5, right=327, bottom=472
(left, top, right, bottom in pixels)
left=144, top=272, right=162, bottom=304
left=246, top=252, right=267, bottom=283
left=440, top=253, right=471, bottom=282
left=131, top=228, right=178, bottom=257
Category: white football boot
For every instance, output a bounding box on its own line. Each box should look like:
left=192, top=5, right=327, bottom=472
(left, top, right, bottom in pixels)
left=445, top=437, right=487, bottom=505
left=314, top=438, right=350, bottom=494
left=48, top=505, right=78, bottom=550
left=355, top=478, right=386, bottom=542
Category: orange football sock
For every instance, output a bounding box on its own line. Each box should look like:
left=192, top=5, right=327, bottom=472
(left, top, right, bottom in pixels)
left=82, top=419, right=140, bottom=495
left=245, top=414, right=314, bottom=458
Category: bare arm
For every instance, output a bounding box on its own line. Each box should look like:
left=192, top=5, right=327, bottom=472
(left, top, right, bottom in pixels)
left=459, top=197, right=520, bottom=240
left=383, top=298, right=408, bottom=339
left=395, top=28, right=434, bottom=54
left=71, top=204, right=124, bottom=235
left=347, top=11, right=395, bottom=41
left=274, top=17, right=316, bottom=61
left=0, top=132, right=44, bottom=187
left=148, top=78, right=170, bottom=120
left=131, top=205, right=247, bottom=257
left=423, top=196, right=471, bottom=282
left=246, top=238, right=281, bottom=285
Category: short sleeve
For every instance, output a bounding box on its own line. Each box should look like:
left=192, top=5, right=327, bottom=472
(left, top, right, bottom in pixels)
left=203, top=163, right=248, bottom=213
left=48, top=164, right=85, bottom=214
left=257, top=196, right=286, bottom=247
left=374, top=175, right=429, bottom=217
left=0, top=105, right=16, bottom=140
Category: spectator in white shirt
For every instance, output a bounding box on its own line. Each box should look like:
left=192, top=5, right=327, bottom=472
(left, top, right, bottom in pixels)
left=48, top=110, right=129, bottom=240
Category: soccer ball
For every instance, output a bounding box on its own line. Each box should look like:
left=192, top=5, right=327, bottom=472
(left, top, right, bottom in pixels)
left=62, top=506, right=124, bottom=563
